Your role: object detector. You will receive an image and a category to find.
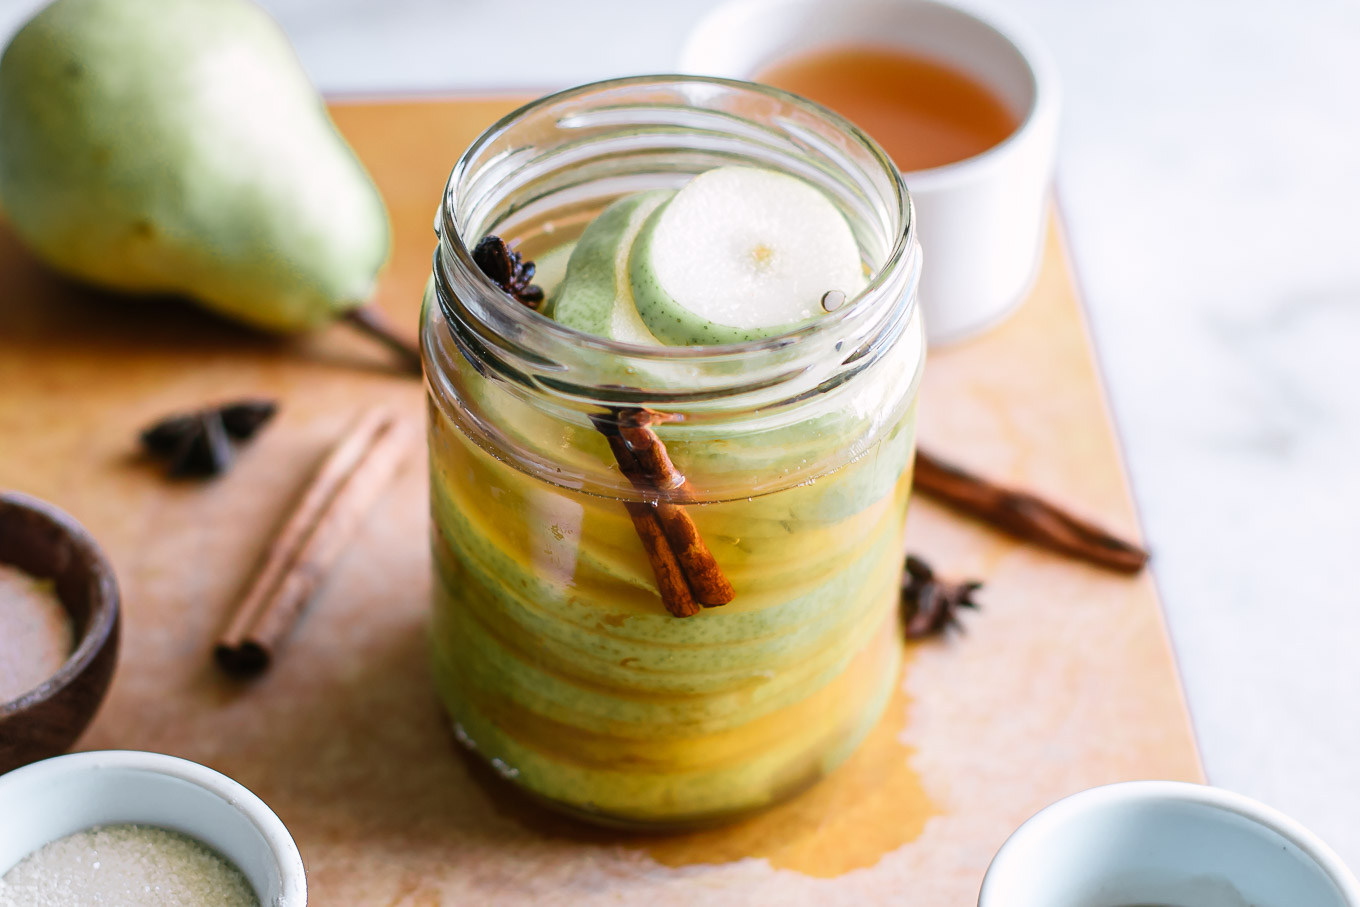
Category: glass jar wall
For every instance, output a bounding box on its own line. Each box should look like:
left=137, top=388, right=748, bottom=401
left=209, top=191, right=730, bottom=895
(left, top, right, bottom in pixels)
left=422, top=77, right=924, bottom=829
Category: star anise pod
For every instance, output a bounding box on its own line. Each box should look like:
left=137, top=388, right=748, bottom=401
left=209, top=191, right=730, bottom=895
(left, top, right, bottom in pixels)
left=901, top=554, right=982, bottom=639
left=471, top=234, right=545, bottom=309
left=139, top=399, right=278, bottom=478
left=218, top=399, right=278, bottom=440
left=168, top=411, right=235, bottom=478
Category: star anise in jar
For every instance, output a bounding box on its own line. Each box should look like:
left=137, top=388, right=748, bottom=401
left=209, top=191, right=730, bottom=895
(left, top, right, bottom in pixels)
left=471, top=235, right=545, bottom=309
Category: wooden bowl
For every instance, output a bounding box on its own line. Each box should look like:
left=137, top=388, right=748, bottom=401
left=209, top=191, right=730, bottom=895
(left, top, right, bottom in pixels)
left=0, top=492, right=120, bottom=774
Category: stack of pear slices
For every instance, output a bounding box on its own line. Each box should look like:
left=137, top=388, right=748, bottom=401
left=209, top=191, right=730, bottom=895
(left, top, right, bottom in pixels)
left=550, top=166, right=866, bottom=346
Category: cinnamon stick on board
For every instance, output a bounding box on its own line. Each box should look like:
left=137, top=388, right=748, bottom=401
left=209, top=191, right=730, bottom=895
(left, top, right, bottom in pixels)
left=913, top=448, right=1149, bottom=574
left=215, top=408, right=414, bottom=676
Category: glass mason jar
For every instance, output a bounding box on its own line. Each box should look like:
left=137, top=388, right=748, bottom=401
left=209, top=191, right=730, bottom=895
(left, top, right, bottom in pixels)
left=421, top=77, right=924, bottom=829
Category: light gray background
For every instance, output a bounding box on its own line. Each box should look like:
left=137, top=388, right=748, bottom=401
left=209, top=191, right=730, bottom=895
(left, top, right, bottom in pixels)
left=4, top=0, right=1359, bottom=874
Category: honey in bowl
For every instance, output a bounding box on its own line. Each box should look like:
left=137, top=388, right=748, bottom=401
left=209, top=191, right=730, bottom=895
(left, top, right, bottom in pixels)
left=757, top=46, right=1019, bottom=172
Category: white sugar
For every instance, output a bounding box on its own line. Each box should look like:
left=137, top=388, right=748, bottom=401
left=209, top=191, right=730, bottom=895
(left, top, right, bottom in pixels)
left=0, top=824, right=259, bottom=907
left=0, top=564, right=72, bottom=704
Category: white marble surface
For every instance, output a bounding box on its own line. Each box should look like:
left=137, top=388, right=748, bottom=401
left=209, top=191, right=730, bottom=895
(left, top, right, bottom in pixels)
left=4, top=0, right=1360, bottom=876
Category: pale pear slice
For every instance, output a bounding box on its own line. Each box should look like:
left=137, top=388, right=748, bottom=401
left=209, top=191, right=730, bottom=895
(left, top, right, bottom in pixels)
left=629, top=166, right=866, bottom=345
left=529, top=240, right=575, bottom=318
left=552, top=190, right=672, bottom=345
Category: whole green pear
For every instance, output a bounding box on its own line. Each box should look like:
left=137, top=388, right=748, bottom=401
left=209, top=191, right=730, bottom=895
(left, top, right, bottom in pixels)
left=0, top=0, right=390, bottom=332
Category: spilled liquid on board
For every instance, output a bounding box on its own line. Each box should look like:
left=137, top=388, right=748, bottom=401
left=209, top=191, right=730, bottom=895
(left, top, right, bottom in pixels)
left=641, top=659, right=932, bottom=877
left=475, top=655, right=933, bottom=878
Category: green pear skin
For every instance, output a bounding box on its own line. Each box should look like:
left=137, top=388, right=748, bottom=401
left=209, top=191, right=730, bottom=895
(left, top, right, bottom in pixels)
left=553, top=189, right=670, bottom=345
left=0, top=0, right=390, bottom=331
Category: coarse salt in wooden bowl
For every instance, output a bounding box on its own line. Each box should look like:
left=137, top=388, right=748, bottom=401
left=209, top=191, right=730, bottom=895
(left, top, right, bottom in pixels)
left=0, top=491, right=120, bottom=774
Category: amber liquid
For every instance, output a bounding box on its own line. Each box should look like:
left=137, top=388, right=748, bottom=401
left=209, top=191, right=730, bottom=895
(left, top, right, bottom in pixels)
left=758, top=46, right=1019, bottom=172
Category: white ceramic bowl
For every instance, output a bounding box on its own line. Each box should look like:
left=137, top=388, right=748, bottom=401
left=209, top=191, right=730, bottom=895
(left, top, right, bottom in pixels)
left=0, top=750, right=306, bottom=906
left=680, top=0, right=1059, bottom=343
left=979, top=781, right=1360, bottom=907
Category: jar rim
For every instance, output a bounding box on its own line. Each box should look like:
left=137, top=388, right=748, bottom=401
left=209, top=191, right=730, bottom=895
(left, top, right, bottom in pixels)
left=436, top=74, right=915, bottom=364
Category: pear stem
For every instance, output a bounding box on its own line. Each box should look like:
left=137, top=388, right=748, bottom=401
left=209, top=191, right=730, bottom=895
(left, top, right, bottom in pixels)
left=344, top=306, right=422, bottom=376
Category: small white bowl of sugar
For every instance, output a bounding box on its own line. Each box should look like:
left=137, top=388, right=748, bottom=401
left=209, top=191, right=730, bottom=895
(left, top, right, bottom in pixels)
left=0, top=750, right=305, bottom=906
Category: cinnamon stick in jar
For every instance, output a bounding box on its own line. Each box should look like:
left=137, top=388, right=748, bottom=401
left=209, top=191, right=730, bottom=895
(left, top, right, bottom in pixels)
left=613, top=413, right=734, bottom=607
left=618, top=496, right=701, bottom=619
left=593, top=410, right=734, bottom=614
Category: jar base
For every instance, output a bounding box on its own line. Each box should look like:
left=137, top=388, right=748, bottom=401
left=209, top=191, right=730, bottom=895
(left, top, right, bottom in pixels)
left=440, top=657, right=899, bottom=834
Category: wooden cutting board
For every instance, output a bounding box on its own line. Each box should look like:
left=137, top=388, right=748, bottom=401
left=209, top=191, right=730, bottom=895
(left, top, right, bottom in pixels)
left=0, top=97, right=1201, bottom=905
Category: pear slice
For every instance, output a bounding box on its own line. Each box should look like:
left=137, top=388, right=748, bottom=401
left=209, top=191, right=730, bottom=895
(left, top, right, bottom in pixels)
left=552, top=190, right=672, bottom=345
left=529, top=240, right=575, bottom=318
left=629, top=166, right=866, bottom=345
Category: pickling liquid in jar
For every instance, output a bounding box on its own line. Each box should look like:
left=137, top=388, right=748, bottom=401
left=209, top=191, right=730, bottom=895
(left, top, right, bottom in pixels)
left=422, top=77, right=923, bottom=829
